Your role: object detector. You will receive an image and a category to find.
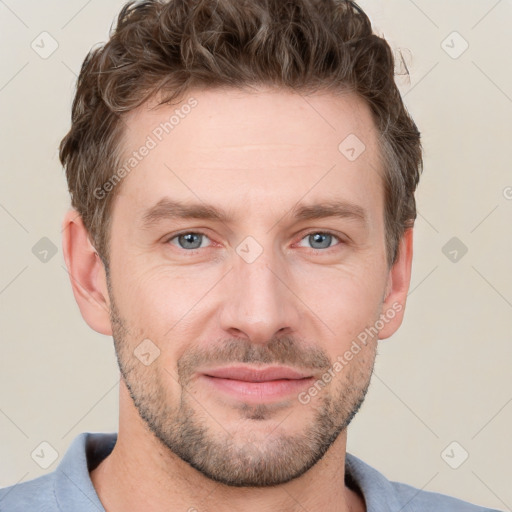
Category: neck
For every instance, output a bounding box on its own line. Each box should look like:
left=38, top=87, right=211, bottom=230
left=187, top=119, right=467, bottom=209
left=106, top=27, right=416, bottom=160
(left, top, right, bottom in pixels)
left=90, top=385, right=366, bottom=512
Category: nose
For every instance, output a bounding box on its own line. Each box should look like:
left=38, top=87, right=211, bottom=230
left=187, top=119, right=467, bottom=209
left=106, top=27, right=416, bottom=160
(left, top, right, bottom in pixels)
left=218, top=245, right=301, bottom=344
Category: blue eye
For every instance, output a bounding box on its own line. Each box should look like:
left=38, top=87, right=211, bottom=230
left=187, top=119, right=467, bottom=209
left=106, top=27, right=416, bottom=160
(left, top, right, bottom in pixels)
left=166, top=230, right=342, bottom=253
left=298, top=232, right=342, bottom=250
left=168, top=232, right=211, bottom=250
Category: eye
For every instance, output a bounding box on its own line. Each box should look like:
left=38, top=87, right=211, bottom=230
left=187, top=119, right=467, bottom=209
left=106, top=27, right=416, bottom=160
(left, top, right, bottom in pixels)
left=165, top=230, right=343, bottom=253
left=167, top=231, right=212, bottom=250
left=297, top=231, right=343, bottom=250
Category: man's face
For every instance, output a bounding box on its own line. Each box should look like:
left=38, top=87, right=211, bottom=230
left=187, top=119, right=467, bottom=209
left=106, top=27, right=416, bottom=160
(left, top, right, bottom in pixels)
left=106, top=88, right=392, bottom=486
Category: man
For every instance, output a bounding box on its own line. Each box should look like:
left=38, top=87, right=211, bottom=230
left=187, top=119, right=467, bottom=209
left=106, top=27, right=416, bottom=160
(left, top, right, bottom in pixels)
left=0, top=0, right=501, bottom=510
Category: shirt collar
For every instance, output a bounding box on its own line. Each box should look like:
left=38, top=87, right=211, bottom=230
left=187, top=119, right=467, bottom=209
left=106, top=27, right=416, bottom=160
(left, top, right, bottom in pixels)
left=53, top=432, right=116, bottom=511
left=345, top=452, right=403, bottom=511
left=53, top=432, right=401, bottom=511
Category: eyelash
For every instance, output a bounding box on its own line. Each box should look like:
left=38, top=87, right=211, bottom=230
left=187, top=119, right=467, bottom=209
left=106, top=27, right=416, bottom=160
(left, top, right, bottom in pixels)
left=165, top=230, right=345, bottom=254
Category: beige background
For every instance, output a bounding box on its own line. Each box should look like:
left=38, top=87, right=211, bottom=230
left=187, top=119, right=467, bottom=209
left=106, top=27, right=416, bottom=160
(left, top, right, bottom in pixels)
left=0, top=0, right=511, bottom=509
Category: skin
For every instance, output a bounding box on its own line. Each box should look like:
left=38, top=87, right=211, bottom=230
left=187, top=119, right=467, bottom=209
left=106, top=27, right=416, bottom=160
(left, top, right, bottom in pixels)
left=62, top=87, right=413, bottom=512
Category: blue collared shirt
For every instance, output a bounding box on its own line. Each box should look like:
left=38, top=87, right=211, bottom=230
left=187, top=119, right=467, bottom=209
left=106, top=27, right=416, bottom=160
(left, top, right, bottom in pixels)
left=0, top=432, right=502, bottom=511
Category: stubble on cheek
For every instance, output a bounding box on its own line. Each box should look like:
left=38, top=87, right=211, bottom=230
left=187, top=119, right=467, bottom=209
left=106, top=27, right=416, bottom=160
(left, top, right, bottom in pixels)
left=106, top=266, right=382, bottom=487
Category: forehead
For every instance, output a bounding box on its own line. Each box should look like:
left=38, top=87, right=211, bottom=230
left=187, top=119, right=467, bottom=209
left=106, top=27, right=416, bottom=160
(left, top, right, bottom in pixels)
left=114, top=87, right=383, bottom=224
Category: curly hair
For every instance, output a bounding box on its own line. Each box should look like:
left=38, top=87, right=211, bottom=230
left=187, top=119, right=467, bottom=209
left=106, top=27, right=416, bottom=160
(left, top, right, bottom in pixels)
left=59, top=0, right=422, bottom=268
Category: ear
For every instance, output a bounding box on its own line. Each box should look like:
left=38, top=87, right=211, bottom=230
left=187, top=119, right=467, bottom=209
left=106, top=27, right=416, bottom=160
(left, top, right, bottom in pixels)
left=378, top=228, right=413, bottom=340
left=62, top=209, right=112, bottom=335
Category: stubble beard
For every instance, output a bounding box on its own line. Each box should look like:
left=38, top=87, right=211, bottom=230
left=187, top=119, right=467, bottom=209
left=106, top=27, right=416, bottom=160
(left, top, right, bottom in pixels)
left=108, top=289, right=376, bottom=487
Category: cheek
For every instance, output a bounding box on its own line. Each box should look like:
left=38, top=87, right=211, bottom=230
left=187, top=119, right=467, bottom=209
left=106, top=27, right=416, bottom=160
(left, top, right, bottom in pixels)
left=110, top=265, right=214, bottom=369
left=295, top=263, right=387, bottom=344
left=107, top=267, right=177, bottom=364
left=112, top=257, right=194, bottom=319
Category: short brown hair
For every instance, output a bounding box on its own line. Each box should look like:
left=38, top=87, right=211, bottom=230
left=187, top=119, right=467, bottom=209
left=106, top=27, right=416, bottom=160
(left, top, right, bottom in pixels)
left=60, top=0, right=422, bottom=268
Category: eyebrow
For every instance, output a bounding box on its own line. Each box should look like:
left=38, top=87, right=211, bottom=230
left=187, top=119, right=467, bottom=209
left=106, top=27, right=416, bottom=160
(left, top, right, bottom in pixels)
left=140, top=197, right=369, bottom=229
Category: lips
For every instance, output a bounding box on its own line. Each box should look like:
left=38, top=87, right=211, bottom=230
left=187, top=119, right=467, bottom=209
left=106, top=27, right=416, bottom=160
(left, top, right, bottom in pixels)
left=199, top=365, right=315, bottom=403
left=202, top=365, right=312, bottom=382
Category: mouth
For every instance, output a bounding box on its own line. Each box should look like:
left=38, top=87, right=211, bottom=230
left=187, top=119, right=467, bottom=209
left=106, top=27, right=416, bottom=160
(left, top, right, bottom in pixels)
left=198, top=365, right=315, bottom=403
